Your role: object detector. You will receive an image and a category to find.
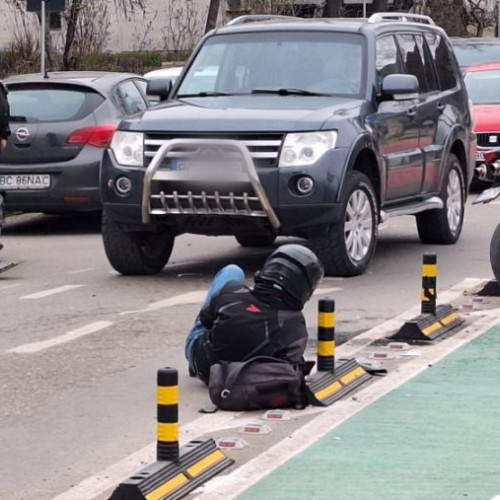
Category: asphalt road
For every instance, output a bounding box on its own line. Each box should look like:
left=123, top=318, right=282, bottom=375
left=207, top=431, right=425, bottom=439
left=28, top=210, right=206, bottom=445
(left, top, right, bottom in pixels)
left=0, top=197, right=498, bottom=500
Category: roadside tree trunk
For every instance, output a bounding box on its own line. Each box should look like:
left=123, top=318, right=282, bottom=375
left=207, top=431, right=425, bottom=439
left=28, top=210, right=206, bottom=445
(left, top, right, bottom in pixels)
left=62, top=0, right=83, bottom=70
left=372, top=0, right=388, bottom=12
left=205, top=0, right=221, bottom=32
left=322, top=0, right=342, bottom=17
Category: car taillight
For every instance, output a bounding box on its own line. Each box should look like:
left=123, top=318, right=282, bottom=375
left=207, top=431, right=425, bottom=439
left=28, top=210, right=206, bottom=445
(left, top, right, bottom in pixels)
left=67, top=123, right=118, bottom=148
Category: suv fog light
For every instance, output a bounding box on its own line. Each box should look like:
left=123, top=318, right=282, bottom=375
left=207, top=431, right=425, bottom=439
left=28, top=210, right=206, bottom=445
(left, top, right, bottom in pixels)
left=296, top=176, right=314, bottom=195
left=115, top=176, right=132, bottom=195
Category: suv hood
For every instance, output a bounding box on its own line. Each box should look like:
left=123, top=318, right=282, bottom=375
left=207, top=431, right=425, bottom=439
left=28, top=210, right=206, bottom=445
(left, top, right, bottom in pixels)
left=121, top=95, right=362, bottom=133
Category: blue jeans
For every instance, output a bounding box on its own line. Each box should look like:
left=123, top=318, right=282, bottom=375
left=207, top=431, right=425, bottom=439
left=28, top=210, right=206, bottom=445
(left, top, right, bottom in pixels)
left=185, top=264, right=245, bottom=371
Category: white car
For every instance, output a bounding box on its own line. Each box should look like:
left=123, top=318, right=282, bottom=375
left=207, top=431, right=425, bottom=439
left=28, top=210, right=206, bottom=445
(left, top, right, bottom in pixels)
left=143, top=66, right=184, bottom=82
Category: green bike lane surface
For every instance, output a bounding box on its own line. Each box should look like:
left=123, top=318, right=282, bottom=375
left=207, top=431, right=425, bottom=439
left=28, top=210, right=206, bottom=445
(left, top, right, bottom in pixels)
left=238, top=325, right=500, bottom=500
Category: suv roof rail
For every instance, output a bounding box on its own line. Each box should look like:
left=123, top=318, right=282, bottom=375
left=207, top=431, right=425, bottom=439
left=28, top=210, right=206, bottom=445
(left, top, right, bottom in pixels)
left=226, top=14, right=298, bottom=26
left=368, top=12, right=435, bottom=25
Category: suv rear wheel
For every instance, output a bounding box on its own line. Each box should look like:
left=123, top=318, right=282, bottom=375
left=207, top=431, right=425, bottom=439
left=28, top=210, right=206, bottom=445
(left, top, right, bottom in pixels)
left=311, top=171, right=378, bottom=276
left=416, top=153, right=464, bottom=244
left=102, top=212, right=175, bottom=275
left=235, top=234, right=277, bottom=248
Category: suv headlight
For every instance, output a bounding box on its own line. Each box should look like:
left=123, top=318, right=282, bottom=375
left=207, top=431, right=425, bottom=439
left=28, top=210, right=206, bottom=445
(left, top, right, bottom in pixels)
left=279, top=131, right=337, bottom=167
left=110, top=131, right=144, bottom=167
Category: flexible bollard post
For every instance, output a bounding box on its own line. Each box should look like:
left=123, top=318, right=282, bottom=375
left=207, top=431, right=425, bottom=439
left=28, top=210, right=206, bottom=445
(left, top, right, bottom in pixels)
left=307, top=298, right=371, bottom=406
left=421, top=253, right=437, bottom=315
left=391, top=252, right=463, bottom=343
left=157, top=367, right=179, bottom=463
left=317, top=298, right=335, bottom=373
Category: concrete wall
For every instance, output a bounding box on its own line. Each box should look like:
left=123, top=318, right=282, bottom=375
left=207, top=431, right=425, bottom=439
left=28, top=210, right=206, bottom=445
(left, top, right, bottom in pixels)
left=0, top=0, right=213, bottom=52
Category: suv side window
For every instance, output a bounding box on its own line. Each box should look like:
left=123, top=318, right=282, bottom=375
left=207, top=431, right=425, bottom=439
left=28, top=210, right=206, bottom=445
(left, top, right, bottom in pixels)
left=376, top=35, right=402, bottom=87
left=397, top=33, right=430, bottom=93
left=416, top=35, right=439, bottom=92
left=425, top=33, right=457, bottom=91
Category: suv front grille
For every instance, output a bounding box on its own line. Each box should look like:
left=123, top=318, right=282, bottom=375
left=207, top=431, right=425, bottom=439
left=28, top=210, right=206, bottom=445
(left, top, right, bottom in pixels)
left=144, top=133, right=283, bottom=168
left=150, top=189, right=265, bottom=216
left=477, top=132, right=500, bottom=148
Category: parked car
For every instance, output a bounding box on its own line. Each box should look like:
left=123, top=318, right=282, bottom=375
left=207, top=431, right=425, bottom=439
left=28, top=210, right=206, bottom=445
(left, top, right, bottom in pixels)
left=463, top=61, right=500, bottom=183
left=101, top=13, right=475, bottom=277
left=450, top=37, right=500, bottom=72
left=0, top=71, right=150, bottom=214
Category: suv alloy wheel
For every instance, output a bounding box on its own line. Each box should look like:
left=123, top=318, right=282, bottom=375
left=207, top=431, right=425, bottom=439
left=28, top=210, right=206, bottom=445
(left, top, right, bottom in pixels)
left=416, top=153, right=465, bottom=244
left=311, top=171, right=378, bottom=276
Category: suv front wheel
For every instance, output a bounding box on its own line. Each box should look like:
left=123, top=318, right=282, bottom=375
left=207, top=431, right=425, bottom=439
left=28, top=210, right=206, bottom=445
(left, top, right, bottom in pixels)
left=416, top=153, right=465, bottom=244
left=311, top=171, right=378, bottom=277
left=102, top=212, right=175, bottom=275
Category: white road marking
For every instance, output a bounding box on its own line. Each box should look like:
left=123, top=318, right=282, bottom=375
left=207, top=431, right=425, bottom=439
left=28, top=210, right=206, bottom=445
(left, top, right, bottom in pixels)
left=67, top=268, right=95, bottom=275
left=20, top=284, right=84, bottom=300
left=51, top=277, right=486, bottom=500
left=7, top=321, right=113, bottom=354
left=0, top=283, right=21, bottom=291
left=120, top=290, right=207, bottom=315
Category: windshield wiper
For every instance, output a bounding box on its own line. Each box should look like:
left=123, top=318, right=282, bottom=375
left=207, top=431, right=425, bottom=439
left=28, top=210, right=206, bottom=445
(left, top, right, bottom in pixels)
left=176, top=91, right=236, bottom=98
left=251, top=88, right=328, bottom=96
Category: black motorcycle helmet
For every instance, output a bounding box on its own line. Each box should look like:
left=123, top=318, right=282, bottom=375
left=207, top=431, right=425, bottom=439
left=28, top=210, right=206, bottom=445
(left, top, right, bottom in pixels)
left=255, top=244, right=324, bottom=307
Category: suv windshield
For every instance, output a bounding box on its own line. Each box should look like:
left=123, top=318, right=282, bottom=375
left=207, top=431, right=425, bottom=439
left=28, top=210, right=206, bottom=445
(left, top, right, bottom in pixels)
left=453, top=43, right=500, bottom=70
left=176, top=31, right=365, bottom=98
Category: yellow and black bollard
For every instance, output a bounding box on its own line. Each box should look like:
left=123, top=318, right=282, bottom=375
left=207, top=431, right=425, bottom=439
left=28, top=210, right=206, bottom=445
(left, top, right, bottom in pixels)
left=110, top=368, right=233, bottom=500
left=317, top=299, right=336, bottom=372
left=157, top=367, right=179, bottom=463
left=306, top=299, right=371, bottom=406
left=421, top=253, right=437, bottom=315
left=391, top=253, right=464, bottom=343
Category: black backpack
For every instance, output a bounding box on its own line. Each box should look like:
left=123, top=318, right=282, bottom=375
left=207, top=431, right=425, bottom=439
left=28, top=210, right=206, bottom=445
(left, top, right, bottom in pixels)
left=208, top=356, right=308, bottom=411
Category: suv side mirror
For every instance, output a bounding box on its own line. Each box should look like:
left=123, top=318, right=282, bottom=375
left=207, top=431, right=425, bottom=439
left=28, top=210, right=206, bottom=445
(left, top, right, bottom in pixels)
left=146, top=78, right=173, bottom=102
left=381, top=74, right=419, bottom=100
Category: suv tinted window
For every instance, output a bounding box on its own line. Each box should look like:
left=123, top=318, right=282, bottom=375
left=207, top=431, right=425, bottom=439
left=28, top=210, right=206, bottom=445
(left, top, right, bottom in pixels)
left=376, top=35, right=403, bottom=84
left=425, top=33, right=457, bottom=90
left=416, top=35, right=439, bottom=92
left=397, top=34, right=429, bottom=93
left=7, top=84, right=104, bottom=123
left=177, top=32, right=365, bottom=97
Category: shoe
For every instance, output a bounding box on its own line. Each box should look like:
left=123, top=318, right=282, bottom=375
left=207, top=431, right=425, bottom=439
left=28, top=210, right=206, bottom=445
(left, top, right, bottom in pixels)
left=188, top=364, right=197, bottom=377
left=0, top=243, right=3, bottom=251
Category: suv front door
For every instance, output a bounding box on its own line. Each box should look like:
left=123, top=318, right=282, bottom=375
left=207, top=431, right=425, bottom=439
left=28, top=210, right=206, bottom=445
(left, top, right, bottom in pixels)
left=397, top=33, right=443, bottom=196
left=371, top=34, right=423, bottom=202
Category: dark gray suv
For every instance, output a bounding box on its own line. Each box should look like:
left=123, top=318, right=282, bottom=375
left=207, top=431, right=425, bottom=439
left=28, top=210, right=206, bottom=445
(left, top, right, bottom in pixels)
left=100, top=13, right=475, bottom=276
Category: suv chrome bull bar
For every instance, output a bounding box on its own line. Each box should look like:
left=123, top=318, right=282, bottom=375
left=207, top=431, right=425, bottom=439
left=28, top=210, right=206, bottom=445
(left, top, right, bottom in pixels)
left=141, top=138, right=280, bottom=230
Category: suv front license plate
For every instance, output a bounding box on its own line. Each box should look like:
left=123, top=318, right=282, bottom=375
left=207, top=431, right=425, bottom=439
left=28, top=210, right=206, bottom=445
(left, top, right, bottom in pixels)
left=0, top=174, right=51, bottom=190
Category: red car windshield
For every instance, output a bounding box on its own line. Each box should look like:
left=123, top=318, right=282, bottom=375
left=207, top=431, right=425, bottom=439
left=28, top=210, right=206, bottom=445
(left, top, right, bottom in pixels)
left=464, top=69, right=500, bottom=105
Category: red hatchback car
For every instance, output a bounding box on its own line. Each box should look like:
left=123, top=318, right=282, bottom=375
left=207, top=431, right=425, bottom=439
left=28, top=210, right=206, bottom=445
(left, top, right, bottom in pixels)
left=464, top=62, right=500, bottom=182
